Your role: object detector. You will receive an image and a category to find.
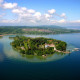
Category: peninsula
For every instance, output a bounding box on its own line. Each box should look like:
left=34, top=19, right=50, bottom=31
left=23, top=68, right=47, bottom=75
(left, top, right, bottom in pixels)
left=11, top=36, right=69, bottom=56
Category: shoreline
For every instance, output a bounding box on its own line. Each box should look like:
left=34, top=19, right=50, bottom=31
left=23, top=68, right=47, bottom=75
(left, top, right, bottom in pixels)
left=0, top=35, right=4, bottom=37
left=0, top=32, right=80, bottom=36
left=0, top=34, right=16, bottom=36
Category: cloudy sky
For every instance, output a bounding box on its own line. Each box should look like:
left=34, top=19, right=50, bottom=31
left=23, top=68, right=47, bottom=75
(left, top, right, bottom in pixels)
left=0, top=0, right=80, bottom=27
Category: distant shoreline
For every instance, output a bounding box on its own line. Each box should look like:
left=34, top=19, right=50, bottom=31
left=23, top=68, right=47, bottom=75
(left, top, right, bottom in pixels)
left=0, top=35, right=4, bottom=36
left=1, top=32, right=80, bottom=37
left=0, top=26, right=80, bottom=35
left=0, top=34, right=16, bottom=36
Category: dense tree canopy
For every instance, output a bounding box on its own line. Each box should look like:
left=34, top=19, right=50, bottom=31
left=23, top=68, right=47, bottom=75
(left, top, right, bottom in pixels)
left=11, top=36, right=67, bottom=56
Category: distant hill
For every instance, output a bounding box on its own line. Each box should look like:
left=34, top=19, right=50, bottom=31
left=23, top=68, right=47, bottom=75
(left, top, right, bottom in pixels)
left=0, top=25, right=64, bottom=29
left=0, top=25, right=80, bottom=35
left=39, top=25, right=64, bottom=29
left=24, top=25, right=65, bottom=29
left=64, top=26, right=80, bottom=30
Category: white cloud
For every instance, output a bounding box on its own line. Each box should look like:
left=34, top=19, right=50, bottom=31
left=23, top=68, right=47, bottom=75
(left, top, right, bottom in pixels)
left=51, top=19, right=66, bottom=24
left=44, top=13, right=51, bottom=18
left=0, top=15, right=3, bottom=18
left=21, top=7, right=27, bottom=11
left=1, top=19, right=18, bottom=23
left=12, top=7, right=34, bottom=21
left=58, top=19, right=66, bottom=23
left=0, top=0, right=3, bottom=6
left=0, top=0, right=67, bottom=25
left=34, top=12, right=41, bottom=17
left=0, top=13, right=5, bottom=18
left=61, top=13, right=66, bottom=17
left=3, top=2, right=17, bottom=9
left=11, top=7, right=36, bottom=24
left=12, top=7, right=35, bottom=16
left=30, top=20, right=36, bottom=23
left=50, top=20, right=57, bottom=23
left=19, top=13, right=31, bottom=17
left=61, top=13, right=66, bottom=18
left=28, top=9, right=35, bottom=13
left=33, top=12, right=41, bottom=20
left=0, top=0, right=3, bottom=3
left=12, top=8, right=23, bottom=14
left=70, top=20, right=80, bottom=23
left=0, top=0, right=80, bottom=26
left=48, top=9, right=56, bottom=14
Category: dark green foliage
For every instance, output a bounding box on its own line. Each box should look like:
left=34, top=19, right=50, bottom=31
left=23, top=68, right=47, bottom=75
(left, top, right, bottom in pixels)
left=11, top=36, right=67, bottom=56
left=20, top=50, right=25, bottom=54
left=56, top=41, right=67, bottom=51
left=0, top=27, right=24, bottom=34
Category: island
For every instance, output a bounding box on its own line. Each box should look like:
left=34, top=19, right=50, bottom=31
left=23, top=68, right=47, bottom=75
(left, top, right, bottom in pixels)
left=11, top=36, right=70, bottom=56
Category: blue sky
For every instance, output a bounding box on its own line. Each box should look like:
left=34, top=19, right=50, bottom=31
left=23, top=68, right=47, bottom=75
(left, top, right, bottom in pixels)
left=0, top=0, right=80, bottom=27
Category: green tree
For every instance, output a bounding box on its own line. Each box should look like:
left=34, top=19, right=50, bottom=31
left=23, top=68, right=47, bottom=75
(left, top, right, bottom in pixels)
left=24, top=41, right=28, bottom=50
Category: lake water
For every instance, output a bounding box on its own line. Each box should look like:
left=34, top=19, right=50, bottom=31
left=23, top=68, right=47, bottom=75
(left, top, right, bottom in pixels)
left=0, top=33, right=80, bottom=80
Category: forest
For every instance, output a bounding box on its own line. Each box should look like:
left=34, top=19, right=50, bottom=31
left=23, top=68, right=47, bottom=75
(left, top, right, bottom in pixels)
left=11, top=36, right=67, bottom=56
